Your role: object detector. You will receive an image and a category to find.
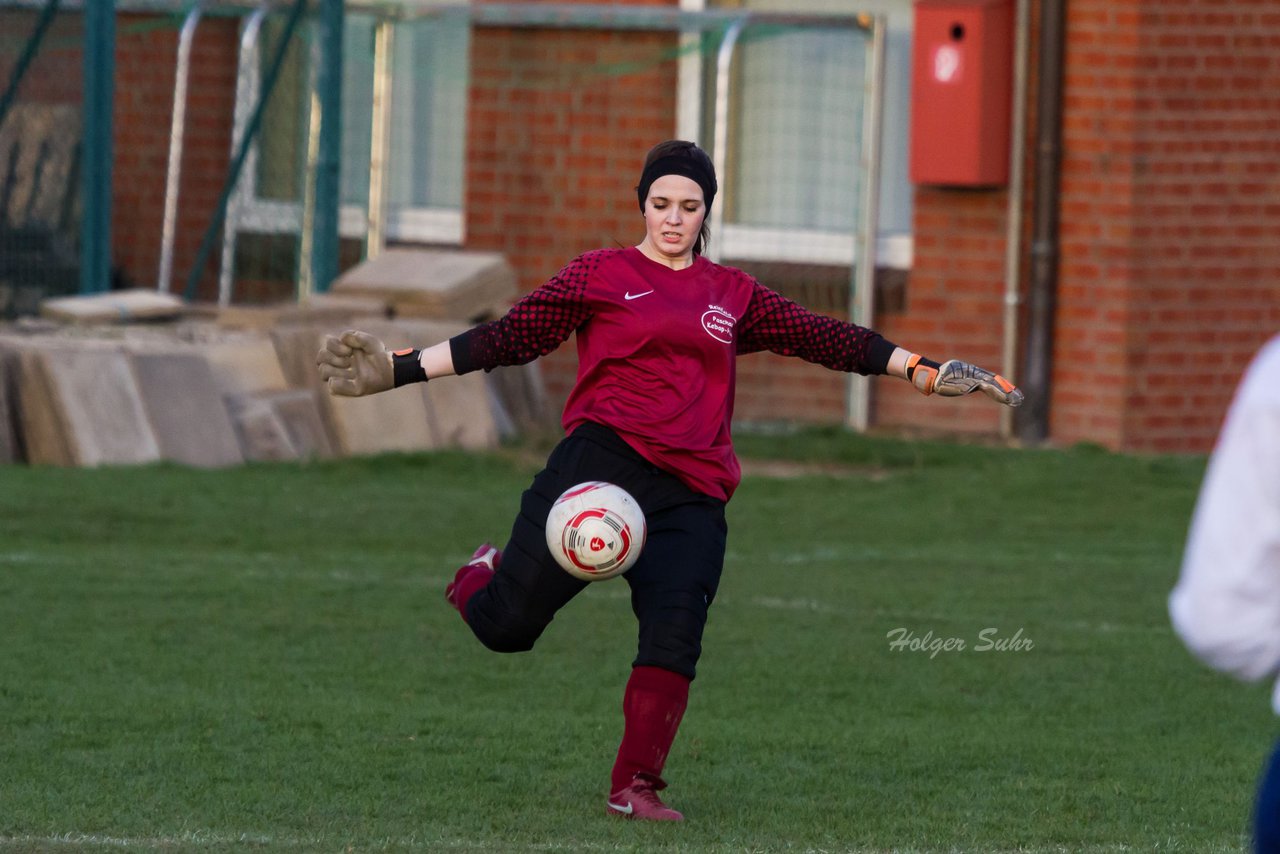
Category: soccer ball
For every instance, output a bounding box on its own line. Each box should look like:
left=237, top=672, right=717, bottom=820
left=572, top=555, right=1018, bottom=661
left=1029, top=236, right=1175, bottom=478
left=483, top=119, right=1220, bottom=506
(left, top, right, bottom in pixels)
left=545, top=481, right=647, bottom=581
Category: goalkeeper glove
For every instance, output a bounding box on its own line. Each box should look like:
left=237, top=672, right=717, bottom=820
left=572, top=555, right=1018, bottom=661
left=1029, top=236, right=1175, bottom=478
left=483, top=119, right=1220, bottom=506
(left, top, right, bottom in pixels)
left=316, top=330, right=427, bottom=396
left=906, top=354, right=1024, bottom=407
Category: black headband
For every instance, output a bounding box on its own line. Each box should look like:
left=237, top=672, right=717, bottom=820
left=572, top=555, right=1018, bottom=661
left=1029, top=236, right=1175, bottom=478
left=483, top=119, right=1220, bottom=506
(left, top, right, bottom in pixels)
left=636, top=154, right=717, bottom=213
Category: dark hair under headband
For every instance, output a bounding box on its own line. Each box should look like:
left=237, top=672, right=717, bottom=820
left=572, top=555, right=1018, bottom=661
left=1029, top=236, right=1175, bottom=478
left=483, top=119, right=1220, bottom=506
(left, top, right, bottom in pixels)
left=636, top=152, right=718, bottom=214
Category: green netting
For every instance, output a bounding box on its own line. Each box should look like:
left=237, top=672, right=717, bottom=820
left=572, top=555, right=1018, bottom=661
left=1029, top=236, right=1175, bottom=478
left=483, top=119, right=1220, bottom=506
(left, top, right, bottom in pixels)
left=0, top=2, right=880, bottom=313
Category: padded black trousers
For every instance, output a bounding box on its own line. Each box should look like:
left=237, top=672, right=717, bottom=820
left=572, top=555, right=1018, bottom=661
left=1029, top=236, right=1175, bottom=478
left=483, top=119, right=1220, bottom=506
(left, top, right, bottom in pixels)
left=464, top=422, right=727, bottom=680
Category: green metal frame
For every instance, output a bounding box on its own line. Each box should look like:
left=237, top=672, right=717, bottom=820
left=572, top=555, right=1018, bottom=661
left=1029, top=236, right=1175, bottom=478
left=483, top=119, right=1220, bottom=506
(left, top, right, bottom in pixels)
left=309, top=0, right=343, bottom=294
left=0, top=0, right=62, bottom=131
left=81, top=0, right=114, bottom=294
left=183, top=0, right=307, bottom=301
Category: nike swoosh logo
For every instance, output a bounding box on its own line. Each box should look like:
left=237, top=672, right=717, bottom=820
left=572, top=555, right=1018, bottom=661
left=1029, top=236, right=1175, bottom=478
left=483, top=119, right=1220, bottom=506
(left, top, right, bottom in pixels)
left=607, top=801, right=634, bottom=815
left=624, top=290, right=654, bottom=300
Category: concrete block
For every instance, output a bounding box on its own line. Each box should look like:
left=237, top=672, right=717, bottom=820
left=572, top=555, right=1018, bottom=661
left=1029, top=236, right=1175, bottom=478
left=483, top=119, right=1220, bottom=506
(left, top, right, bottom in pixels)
left=204, top=335, right=289, bottom=396
left=294, top=320, right=442, bottom=456
left=0, top=347, right=22, bottom=463
left=35, top=345, right=161, bottom=466
left=226, top=390, right=335, bottom=462
left=10, top=346, right=72, bottom=466
left=216, top=294, right=390, bottom=332
left=269, top=389, right=336, bottom=460
left=331, top=249, right=517, bottom=321
left=269, top=325, right=327, bottom=391
left=323, top=386, right=440, bottom=457
left=131, top=352, right=244, bottom=468
left=485, top=363, right=556, bottom=439
left=348, top=317, right=541, bottom=449
left=349, top=318, right=490, bottom=449
left=226, top=394, right=297, bottom=462
left=40, top=289, right=186, bottom=324
left=428, top=366, right=499, bottom=450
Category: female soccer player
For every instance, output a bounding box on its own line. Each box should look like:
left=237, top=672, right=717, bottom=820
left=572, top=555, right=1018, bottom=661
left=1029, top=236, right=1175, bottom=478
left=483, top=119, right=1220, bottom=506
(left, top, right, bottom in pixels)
left=317, top=140, right=1023, bottom=821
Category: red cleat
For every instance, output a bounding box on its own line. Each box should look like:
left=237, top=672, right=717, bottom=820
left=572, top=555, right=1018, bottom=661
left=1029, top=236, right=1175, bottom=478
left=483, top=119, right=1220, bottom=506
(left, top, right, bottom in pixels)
left=445, top=544, right=500, bottom=609
left=606, top=775, right=683, bottom=822
left=467, top=543, right=501, bottom=572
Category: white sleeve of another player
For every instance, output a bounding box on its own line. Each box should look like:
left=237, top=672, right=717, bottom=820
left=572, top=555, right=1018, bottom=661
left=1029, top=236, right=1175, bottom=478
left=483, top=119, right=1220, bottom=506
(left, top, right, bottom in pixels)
left=1169, top=336, right=1280, bottom=708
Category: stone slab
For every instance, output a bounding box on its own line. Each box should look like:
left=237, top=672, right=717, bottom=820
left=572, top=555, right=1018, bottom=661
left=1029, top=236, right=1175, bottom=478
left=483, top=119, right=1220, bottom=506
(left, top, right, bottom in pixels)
left=429, top=367, right=500, bottom=450
left=307, top=319, right=440, bottom=455
left=270, top=389, right=336, bottom=460
left=353, top=317, right=527, bottom=450
left=40, top=289, right=186, bottom=324
left=348, top=319, right=471, bottom=448
left=269, top=325, right=328, bottom=391
left=225, top=393, right=297, bottom=462
left=216, top=294, right=391, bottom=332
left=331, top=249, right=517, bottom=321
left=11, top=346, right=73, bottom=466
left=293, top=319, right=441, bottom=456
left=131, top=352, right=244, bottom=468
left=0, top=347, right=22, bottom=463
left=485, top=362, right=555, bottom=439
left=323, top=385, right=440, bottom=457
left=39, top=345, right=162, bottom=466
left=204, top=335, right=289, bottom=397
left=225, top=390, right=335, bottom=462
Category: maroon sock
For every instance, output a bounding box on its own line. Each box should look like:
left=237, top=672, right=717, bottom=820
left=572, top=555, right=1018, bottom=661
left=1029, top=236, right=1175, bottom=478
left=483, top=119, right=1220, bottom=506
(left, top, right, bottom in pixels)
left=446, top=563, right=494, bottom=625
left=610, top=665, right=691, bottom=794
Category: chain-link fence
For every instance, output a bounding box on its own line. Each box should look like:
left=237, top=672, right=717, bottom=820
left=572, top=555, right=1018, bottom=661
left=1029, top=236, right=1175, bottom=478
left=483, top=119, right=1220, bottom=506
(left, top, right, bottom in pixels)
left=0, top=2, right=83, bottom=318
left=1, top=2, right=885, bottom=329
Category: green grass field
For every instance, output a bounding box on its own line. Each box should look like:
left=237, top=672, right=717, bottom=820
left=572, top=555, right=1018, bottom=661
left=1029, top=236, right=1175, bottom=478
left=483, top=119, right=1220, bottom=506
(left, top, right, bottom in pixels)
left=0, top=427, right=1269, bottom=852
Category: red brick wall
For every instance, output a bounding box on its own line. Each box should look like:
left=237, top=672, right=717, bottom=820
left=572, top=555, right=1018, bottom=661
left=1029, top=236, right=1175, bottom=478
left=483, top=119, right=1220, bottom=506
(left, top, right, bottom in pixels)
left=876, top=189, right=1011, bottom=437
left=464, top=1, right=679, bottom=407
left=464, top=0, right=867, bottom=428
left=26, top=5, right=1279, bottom=452
left=890, top=0, right=1280, bottom=451
left=1122, top=0, right=1280, bottom=452
left=113, top=14, right=238, bottom=297
left=1053, top=0, right=1280, bottom=453
left=730, top=263, right=851, bottom=426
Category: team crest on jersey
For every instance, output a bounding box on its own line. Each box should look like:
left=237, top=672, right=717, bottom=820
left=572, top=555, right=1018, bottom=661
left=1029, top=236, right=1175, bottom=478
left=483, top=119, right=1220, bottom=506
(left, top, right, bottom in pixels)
left=701, top=305, right=736, bottom=343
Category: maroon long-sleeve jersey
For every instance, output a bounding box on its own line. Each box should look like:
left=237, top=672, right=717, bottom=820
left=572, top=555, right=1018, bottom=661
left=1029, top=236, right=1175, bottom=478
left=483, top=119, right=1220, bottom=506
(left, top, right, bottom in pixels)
left=449, top=247, right=895, bottom=501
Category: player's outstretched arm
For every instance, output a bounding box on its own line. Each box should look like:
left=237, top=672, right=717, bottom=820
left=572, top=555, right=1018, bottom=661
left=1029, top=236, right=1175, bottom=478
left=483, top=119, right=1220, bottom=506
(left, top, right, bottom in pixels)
left=888, top=347, right=1024, bottom=407
left=316, top=330, right=455, bottom=397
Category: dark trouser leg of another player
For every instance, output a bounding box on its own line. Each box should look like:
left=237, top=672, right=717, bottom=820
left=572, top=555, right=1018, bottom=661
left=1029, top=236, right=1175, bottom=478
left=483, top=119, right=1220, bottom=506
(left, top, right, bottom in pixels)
left=607, top=499, right=726, bottom=821
left=1255, top=739, right=1280, bottom=852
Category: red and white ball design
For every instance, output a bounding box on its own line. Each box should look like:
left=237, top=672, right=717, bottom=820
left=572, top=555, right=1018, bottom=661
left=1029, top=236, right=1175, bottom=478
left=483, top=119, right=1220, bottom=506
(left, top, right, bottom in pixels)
left=545, top=481, right=647, bottom=581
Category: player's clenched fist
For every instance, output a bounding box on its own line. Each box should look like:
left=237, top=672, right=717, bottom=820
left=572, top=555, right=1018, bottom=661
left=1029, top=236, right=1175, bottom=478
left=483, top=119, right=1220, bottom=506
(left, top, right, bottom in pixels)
left=908, top=356, right=1024, bottom=407
left=932, top=360, right=1024, bottom=406
left=316, top=330, right=394, bottom=397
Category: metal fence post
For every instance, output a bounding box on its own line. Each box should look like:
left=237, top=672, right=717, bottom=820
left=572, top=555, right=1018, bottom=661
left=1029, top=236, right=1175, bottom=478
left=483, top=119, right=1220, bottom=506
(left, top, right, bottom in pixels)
left=847, top=14, right=885, bottom=433
left=81, top=0, right=115, bottom=294
left=183, top=0, right=306, bottom=302
left=157, top=2, right=205, bottom=293
left=310, top=0, right=344, bottom=294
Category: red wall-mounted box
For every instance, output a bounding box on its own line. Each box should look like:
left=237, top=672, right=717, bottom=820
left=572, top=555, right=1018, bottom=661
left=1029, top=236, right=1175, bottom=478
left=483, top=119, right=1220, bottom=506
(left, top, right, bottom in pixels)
left=909, top=0, right=1014, bottom=187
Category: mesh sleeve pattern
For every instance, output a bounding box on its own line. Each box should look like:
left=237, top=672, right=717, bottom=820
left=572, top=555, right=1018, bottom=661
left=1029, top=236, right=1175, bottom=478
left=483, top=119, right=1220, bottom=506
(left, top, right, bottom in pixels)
left=451, top=251, right=601, bottom=374
left=735, top=277, right=891, bottom=376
